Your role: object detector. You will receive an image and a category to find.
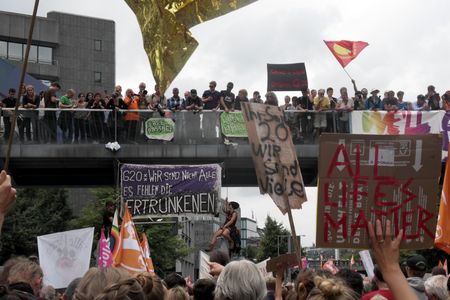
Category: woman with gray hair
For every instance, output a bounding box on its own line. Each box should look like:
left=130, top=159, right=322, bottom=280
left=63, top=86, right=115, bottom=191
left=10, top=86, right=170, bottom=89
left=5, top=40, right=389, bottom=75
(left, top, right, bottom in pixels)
left=424, top=275, right=449, bottom=300
left=214, top=260, right=266, bottom=300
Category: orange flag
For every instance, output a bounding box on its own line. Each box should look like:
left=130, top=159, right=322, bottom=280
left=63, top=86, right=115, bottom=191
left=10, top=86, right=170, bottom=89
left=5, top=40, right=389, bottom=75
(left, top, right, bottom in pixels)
left=435, top=154, right=450, bottom=255
left=140, top=233, right=155, bottom=273
left=444, top=259, right=448, bottom=275
left=324, top=40, right=369, bottom=68
left=113, top=206, right=147, bottom=273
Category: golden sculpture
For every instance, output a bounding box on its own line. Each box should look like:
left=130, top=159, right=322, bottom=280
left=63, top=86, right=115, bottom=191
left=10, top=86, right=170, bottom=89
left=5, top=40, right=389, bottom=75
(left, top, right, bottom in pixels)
left=125, top=0, right=257, bottom=93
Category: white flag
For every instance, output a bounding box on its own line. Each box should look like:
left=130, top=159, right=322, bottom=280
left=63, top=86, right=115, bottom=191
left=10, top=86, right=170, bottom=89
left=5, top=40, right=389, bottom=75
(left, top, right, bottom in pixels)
left=359, top=250, right=375, bottom=280
left=38, top=227, right=94, bottom=289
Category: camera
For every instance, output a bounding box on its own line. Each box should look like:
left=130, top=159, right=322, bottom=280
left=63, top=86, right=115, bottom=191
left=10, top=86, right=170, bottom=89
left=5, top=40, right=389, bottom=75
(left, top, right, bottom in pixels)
left=156, top=103, right=165, bottom=117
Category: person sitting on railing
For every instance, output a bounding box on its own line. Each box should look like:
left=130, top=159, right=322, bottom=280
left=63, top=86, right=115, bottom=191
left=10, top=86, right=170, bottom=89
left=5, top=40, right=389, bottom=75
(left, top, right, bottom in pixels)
left=106, top=92, right=127, bottom=142
left=413, top=94, right=430, bottom=111
left=59, top=89, right=76, bottom=144
left=43, top=82, right=61, bottom=143
left=382, top=90, right=399, bottom=112
left=73, top=93, right=89, bottom=143
left=313, top=89, right=330, bottom=140
left=87, top=92, right=106, bottom=143
left=365, top=89, right=382, bottom=111
left=21, top=85, right=40, bottom=143
left=123, top=89, right=141, bottom=142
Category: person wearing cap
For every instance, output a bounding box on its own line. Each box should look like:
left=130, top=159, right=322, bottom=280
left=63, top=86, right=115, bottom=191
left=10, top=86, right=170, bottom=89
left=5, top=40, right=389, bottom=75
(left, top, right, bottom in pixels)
left=365, top=89, right=382, bottom=110
left=206, top=198, right=240, bottom=254
left=405, top=254, right=428, bottom=300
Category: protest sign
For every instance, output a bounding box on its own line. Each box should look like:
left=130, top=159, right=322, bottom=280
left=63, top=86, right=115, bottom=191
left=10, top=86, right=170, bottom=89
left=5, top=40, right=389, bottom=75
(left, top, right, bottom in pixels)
left=38, top=227, right=94, bottom=289
left=359, top=250, right=375, bottom=280
left=121, top=164, right=221, bottom=217
left=266, top=253, right=298, bottom=272
left=220, top=112, right=248, bottom=138
left=199, top=251, right=213, bottom=280
left=316, top=134, right=441, bottom=249
left=145, top=118, right=174, bottom=141
left=241, top=102, right=307, bottom=214
left=255, top=258, right=271, bottom=278
left=267, top=63, right=308, bottom=91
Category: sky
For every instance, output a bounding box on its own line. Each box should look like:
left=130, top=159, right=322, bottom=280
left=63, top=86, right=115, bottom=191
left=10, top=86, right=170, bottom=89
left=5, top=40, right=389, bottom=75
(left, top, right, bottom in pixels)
left=3, top=0, right=450, bottom=246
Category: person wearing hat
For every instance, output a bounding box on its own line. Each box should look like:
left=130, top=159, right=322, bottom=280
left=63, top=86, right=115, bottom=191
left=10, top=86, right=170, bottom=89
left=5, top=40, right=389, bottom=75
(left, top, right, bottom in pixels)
left=365, top=89, right=382, bottom=110
left=405, top=254, right=428, bottom=300
left=206, top=198, right=240, bottom=254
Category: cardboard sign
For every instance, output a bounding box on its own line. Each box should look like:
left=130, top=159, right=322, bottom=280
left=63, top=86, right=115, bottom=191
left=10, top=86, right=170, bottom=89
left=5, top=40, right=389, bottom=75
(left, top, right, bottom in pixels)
left=267, top=63, right=308, bottom=91
left=220, top=112, right=248, bottom=137
left=359, top=250, right=375, bottom=280
left=121, top=164, right=221, bottom=217
left=266, top=253, right=298, bottom=272
left=242, top=102, right=307, bottom=214
left=145, top=118, right=174, bottom=141
left=255, top=258, right=272, bottom=278
left=316, top=134, right=441, bottom=249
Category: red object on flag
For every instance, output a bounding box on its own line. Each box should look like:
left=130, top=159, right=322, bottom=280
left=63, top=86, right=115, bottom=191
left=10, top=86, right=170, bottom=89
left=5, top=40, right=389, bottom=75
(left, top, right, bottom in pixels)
left=324, top=40, right=369, bottom=68
left=435, top=152, right=450, bottom=255
left=322, top=258, right=339, bottom=274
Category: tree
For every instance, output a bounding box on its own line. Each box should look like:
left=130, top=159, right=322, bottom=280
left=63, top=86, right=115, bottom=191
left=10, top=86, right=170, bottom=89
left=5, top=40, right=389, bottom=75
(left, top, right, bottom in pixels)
left=242, top=244, right=258, bottom=261
left=0, top=188, right=72, bottom=263
left=256, top=215, right=290, bottom=261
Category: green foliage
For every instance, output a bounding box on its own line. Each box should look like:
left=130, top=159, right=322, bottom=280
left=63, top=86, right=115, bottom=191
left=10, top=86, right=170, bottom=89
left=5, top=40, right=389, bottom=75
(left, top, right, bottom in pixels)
left=256, top=215, right=290, bottom=261
left=0, top=188, right=73, bottom=263
left=242, top=245, right=258, bottom=261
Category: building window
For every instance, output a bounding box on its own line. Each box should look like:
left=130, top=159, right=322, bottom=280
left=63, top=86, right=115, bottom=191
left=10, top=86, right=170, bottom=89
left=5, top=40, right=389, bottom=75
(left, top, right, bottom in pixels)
left=0, top=41, right=7, bottom=58
left=27, top=45, right=38, bottom=63
left=8, top=42, right=23, bottom=61
left=38, top=46, right=52, bottom=64
left=94, top=40, right=102, bottom=51
left=94, top=71, right=102, bottom=83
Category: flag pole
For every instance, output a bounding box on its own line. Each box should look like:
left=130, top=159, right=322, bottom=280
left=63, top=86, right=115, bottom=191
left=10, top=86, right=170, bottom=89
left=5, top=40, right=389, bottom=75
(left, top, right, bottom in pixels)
left=342, top=67, right=353, bottom=82
left=4, top=0, right=40, bottom=173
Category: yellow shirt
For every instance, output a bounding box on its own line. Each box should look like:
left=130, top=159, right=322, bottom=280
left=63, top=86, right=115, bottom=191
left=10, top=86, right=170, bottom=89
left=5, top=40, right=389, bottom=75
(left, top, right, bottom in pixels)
left=313, top=96, right=330, bottom=110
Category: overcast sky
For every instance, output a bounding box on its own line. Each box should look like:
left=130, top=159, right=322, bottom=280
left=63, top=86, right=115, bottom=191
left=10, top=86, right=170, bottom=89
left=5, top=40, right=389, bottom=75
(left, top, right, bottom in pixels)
left=3, top=0, right=450, bottom=246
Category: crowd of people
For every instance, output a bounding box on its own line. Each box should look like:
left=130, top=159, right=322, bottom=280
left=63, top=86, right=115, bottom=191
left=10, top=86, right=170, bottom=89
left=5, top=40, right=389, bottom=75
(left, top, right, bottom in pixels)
left=1, top=80, right=449, bottom=144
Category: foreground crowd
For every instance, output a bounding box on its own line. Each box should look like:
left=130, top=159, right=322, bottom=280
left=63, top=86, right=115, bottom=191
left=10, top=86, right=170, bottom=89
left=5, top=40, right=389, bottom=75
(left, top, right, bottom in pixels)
left=0, top=218, right=448, bottom=300
left=1, top=80, right=450, bottom=143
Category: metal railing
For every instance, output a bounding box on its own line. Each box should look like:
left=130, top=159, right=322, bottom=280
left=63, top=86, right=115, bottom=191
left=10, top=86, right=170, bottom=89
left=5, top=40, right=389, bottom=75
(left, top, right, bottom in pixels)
left=0, top=108, right=353, bottom=145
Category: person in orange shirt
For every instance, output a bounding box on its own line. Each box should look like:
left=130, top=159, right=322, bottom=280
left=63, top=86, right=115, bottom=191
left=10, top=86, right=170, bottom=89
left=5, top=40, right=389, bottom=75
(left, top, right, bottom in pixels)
left=123, top=89, right=140, bottom=142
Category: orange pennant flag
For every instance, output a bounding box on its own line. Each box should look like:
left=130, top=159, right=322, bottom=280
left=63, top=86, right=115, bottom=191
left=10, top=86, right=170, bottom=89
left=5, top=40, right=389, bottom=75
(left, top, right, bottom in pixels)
left=435, top=153, right=450, bottom=255
left=324, top=40, right=369, bottom=68
left=113, top=206, right=147, bottom=273
left=140, top=232, right=155, bottom=273
left=444, top=259, right=448, bottom=275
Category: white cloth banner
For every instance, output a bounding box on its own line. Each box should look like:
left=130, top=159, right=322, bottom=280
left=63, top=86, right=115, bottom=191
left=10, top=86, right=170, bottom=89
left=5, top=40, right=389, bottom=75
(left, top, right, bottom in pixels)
left=199, top=251, right=213, bottom=280
left=255, top=258, right=271, bottom=278
left=38, top=227, right=94, bottom=289
left=359, top=250, right=375, bottom=280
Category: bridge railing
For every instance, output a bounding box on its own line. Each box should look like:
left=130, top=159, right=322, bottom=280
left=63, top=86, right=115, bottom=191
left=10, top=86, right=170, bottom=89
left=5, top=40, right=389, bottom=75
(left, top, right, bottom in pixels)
left=0, top=108, right=352, bottom=145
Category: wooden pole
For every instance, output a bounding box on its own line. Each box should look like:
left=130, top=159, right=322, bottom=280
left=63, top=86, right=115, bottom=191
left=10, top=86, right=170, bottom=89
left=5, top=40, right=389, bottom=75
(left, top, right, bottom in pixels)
left=4, top=0, right=40, bottom=172
left=283, top=194, right=303, bottom=269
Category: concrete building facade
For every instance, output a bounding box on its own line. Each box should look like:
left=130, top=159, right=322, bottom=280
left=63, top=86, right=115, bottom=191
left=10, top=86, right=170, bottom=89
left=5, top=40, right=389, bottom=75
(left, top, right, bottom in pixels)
left=0, top=10, right=115, bottom=94
left=240, top=217, right=260, bottom=249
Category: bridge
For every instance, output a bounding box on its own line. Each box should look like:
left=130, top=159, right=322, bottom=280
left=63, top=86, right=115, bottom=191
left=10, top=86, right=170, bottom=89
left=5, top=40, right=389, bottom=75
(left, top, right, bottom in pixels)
left=1, top=109, right=446, bottom=186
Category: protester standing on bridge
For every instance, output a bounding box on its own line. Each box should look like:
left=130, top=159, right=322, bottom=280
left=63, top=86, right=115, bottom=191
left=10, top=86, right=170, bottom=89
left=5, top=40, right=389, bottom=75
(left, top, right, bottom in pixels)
left=59, top=89, right=76, bottom=143
left=106, top=92, right=127, bottom=142
left=1, top=88, right=17, bottom=142
left=21, top=85, right=40, bottom=143
left=43, top=82, right=61, bottom=143
left=124, top=89, right=141, bottom=142
left=73, top=93, right=89, bottom=143
left=87, top=92, right=106, bottom=143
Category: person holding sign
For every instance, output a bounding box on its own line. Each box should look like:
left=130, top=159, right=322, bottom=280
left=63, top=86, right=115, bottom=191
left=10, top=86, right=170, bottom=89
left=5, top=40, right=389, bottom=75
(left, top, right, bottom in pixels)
left=205, top=199, right=240, bottom=254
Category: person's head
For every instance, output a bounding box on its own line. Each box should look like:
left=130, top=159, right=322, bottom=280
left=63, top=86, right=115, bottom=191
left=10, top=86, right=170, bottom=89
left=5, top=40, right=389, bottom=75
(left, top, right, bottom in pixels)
left=25, top=85, right=35, bottom=97
left=209, top=81, right=217, bottom=91
left=190, top=89, right=197, bottom=98
left=226, top=82, right=233, bottom=91
left=301, top=89, right=308, bottom=97
left=94, top=278, right=145, bottom=300
left=139, top=83, right=146, bottom=91
left=336, top=269, right=364, bottom=297
left=387, top=90, right=395, bottom=99
left=311, top=89, right=317, bottom=98
left=307, top=276, right=358, bottom=300
left=318, top=89, right=325, bottom=97
left=73, top=267, right=131, bottom=300
left=417, top=94, right=426, bottom=105
left=184, top=91, right=190, bottom=99
left=166, top=286, right=189, bottom=300
left=370, top=89, right=380, bottom=96
left=193, top=278, right=215, bottom=300
left=94, top=92, right=102, bottom=101
left=397, top=91, right=404, bottom=100
left=50, top=82, right=61, bottom=92
left=339, top=87, right=347, bottom=97
left=172, top=88, right=179, bottom=96
left=154, top=84, right=160, bottom=92
left=8, top=88, right=16, bottom=98
left=265, top=277, right=276, bottom=292
left=114, top=85, right=122, bottom=93
left=238, top=89, right=248, bottom=99
left=164, top=273, right=186, bottom=290
left=361, top=88, right=368, bottom=97
left=78, top=93, right=86, bottom=102
left=7, top=259, right=43, bottom=295
left=39, top=285, right=55, bottom=300
left=214, top=260, right=266, bottom=300
left=67, top=89, right=75, bottom=99
left=293, top=268, right=315, bottom=300
left=0, top=257, right=28, bottom=284
left=209, top=250, right=230, bottom=266
left=406, top=254, right=427, bottom=278
left=126, top=89, right=134, bottom=98
left=326, top=87, right=333, bottom=98
left=424, top=275, right=449, bottom=300
left=265, top=92, right=278, bottom=106
left=431, top=266, right=446, bottom=276
left=134, top=272, right=166, bottom=300
left=63, top=277, right=81, bottom=300
left=428, top=85, right=436, bottom=94
left=284, top=95, right=291, bottom=105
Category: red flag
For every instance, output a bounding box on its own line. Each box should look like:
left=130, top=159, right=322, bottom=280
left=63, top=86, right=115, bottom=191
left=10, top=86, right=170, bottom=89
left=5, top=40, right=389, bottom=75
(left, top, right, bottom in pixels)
left=98, top=228, right=113, bottom=268
left=322, top=258, right=339, bottom=274
left=435, top=152, right=450, bottom=255
left=113, top=206, right=147, bottom=273
left=324, top=40, right=369, bottom=68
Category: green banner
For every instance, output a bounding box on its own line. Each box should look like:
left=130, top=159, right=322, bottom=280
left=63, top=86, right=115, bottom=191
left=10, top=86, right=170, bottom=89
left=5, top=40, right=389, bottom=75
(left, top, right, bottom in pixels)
left=145, top=118, right=175, bottom=141
left=220, top=112, right=248, bottom=137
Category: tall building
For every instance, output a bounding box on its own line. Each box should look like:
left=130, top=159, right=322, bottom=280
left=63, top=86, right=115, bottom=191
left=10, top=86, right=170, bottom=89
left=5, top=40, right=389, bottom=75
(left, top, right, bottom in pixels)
left=0, top=10, right=115, bottom=94
left=240, top=217, right=260, bottom=249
